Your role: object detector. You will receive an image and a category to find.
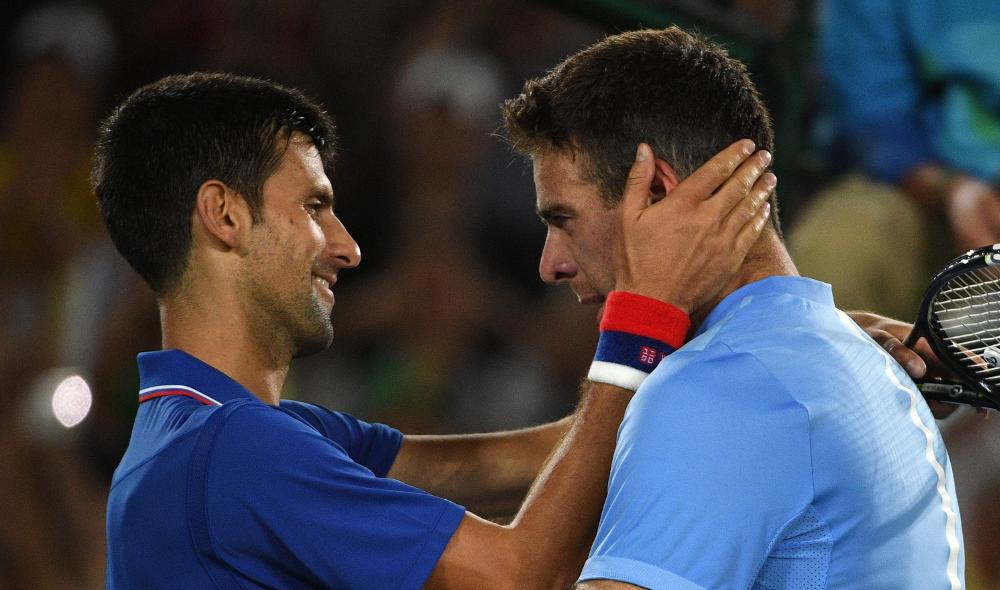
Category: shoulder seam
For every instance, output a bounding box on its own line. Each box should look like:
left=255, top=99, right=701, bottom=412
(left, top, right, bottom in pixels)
left=715, top=341, right=818, bottom=504
left=110, top=415, right=205, bottom=490
left=187, top=400, right=257, bottom=590
left=724, top=341, right=821, bottom=585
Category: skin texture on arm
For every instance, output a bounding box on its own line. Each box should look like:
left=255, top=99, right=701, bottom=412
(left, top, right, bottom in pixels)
left=388, top=417, right=572, bottom=518
left=421, top=140, right=775, bottom=589
left=428, top=381, right=633, bottom=589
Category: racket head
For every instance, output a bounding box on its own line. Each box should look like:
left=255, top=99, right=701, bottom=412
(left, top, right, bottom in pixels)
left=909, top=244, right=1000, bottom=410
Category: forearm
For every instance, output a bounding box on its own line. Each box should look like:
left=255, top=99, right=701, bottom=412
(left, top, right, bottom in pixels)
left=426, top=382, right=632, bottom=590
left=388, top=416, right=573, bottom=517
left=504, top=383, right=631, bottom=587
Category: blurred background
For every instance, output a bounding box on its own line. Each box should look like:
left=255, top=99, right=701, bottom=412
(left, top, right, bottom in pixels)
left=1, top=0, right=999, bottom=587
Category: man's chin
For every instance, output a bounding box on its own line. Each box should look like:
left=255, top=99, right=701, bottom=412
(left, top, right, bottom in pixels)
left=292, top=321, right=335, bottom=359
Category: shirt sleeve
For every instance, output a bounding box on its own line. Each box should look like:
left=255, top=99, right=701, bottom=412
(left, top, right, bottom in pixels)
left=203, top=403, right=464, bottom=590
left=579, top=347, right=814, bottom=590
left=279, top=400, right=402, bottom=476
left=820, top=0, right=935, bottom=182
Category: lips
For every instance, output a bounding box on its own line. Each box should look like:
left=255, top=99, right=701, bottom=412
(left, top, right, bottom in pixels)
left=312, top=272, right=336, bottom=305
left=312, top=271, right=337, bottom=290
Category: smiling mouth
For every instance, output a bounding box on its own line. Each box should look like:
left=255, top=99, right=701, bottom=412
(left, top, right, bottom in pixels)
left=312, top=274, right=336, bottom=304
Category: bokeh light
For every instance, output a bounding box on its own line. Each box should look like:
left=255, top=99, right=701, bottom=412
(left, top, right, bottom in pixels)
left=50, top=375, right=92, bottom=428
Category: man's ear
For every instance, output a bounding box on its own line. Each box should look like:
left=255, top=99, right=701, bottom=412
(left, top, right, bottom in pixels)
left=650, top=158, right=680, bottom=204
left=193, top=180, right=253, bottom=251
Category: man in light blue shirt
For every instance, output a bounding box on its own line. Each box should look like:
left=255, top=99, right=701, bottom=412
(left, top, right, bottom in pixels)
left=583, top=276, right=962, bottom=588
left=502, top=26, right=964, bottom=588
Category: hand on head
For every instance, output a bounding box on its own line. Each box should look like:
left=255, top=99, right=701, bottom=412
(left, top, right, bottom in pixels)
left=613, top=139, right=775, bottom=314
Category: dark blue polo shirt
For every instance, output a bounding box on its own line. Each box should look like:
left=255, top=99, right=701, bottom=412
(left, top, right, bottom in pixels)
left=106, top=349, right=465, bottom=589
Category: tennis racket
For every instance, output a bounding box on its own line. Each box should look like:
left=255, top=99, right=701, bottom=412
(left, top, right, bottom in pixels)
left=904, top=244, right=1000, bottom=411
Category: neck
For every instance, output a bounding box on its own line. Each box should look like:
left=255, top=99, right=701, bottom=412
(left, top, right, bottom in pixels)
left=159, top=280, right=291, bottom=406
left=689, top=228, right=798, bottom=330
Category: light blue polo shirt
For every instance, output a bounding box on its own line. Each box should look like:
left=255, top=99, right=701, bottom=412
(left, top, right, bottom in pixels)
left=580, top=276, right=965, bottom=589
left=106, top=349, right=464, bottom=589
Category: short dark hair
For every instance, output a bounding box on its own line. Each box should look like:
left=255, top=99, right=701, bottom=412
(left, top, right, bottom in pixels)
left=502, top=27, right=779, bottom=232
left=92, top=72, right=337, bottom=294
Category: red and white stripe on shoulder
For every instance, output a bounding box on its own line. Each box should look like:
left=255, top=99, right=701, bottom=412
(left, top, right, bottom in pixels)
left=138, top=384, right=222, bottom=406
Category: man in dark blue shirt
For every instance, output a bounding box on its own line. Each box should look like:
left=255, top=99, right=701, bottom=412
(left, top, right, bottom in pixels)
left=95, top=72, right=777, bottom=588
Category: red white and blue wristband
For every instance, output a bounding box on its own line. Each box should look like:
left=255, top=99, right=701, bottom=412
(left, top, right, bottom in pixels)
left=588, top=291, right=690, bottom=391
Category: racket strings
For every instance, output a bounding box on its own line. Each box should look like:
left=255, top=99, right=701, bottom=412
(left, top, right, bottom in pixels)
left=933, top=266, right=1000, bottom=383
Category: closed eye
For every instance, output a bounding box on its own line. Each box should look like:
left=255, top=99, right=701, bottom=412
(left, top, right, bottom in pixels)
left=545, top=215, right=570, bottom=229
left=537, top=205, right=574, bottom=230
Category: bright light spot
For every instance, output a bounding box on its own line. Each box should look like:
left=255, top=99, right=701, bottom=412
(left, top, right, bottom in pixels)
left=51, top=375, right=92, bottom=428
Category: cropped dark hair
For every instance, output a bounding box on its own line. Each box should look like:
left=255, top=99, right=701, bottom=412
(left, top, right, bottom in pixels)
left=503, top=27, right=779, bottom=232
left=92, top=72, right=337, bottom=294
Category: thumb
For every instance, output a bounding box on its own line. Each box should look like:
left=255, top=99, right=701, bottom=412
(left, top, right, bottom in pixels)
left=623, top=143, right=655, bottom=216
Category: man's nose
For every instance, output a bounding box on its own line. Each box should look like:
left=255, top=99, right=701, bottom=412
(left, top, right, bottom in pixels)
left=538, top=231, right=576, bottom=284
left=327, top=214, right=361, bottom=270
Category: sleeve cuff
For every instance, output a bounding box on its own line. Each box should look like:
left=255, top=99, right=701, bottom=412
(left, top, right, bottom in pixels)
left=398, top=502, right=466, bottom=590
left=579, top=555, right=708, bottom=590
left=368, top=425, right=405, bottom=477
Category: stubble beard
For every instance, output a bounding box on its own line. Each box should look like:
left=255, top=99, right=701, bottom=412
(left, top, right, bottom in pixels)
left=290, top=286, right=334, bottom=359
left=242, top=262, right=335, bottom=364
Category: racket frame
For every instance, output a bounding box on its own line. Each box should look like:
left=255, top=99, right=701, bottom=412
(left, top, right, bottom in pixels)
left=904, top=244, right=1000, bottom=411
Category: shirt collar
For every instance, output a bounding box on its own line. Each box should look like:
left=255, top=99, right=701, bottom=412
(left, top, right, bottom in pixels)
left=137, top=349, right=257, bottom=406
left=694, top=275, right=833, bottom=338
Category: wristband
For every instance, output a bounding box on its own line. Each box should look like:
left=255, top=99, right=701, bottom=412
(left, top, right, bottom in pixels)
left=588, top=291, right=690, bottom=391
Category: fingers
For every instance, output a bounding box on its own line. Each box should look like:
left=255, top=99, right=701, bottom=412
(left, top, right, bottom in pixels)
left=712, top=149, right=773, bottom=217
left=720, top=169, right=776, bottom=229
left=730, top=196, right=771, bottom=262
left=875, top=331, right=928, bottom=379
left=672, top=139, right=756, bottom=202
left=876, top=333, right=964, bottom=419
left=719, top=162, right=774, bottom=248
left=622, top=143, right=656, bottom=217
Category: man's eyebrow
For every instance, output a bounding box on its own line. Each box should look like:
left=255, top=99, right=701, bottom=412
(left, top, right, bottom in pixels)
left=536, top=204, right=574, bottom=222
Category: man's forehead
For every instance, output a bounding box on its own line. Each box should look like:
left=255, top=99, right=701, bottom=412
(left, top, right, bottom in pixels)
left=267, top=133, right=333, bottom=194
left=281, top=134, right=326, bottom=172
left=532, top=148, right=586, bottom=182
left=532, top=149, right=600, bottom=208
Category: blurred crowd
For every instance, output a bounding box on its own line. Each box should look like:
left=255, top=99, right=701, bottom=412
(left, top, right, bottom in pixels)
left=0, top=0, right=998, bottom=588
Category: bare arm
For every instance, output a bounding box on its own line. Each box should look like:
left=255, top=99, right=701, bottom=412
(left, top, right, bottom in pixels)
left=387, top=417, right=572, bottom=518
left=427, top=382, right=634, bottom=589
left=422, top=141, right=775, bottom=589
